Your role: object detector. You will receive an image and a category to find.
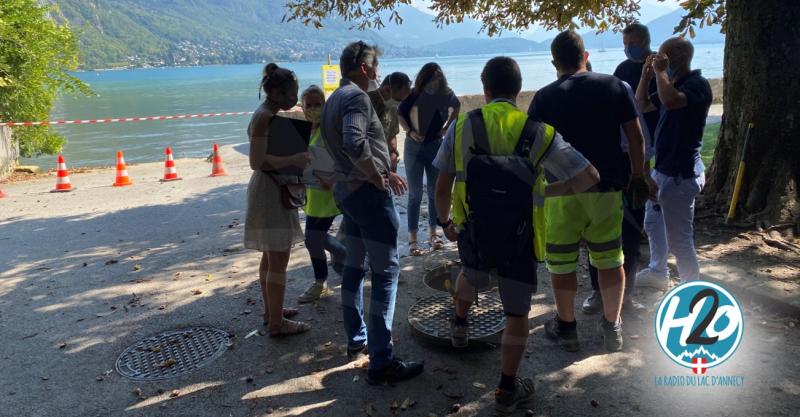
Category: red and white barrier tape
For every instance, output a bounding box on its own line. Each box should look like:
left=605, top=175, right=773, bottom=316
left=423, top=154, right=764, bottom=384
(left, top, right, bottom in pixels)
left=0, top=107, right=303, bottom=127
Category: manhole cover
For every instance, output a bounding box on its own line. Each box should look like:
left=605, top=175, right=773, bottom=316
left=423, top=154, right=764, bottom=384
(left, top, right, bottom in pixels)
left=408, top=293, right=505, bottom=345
left=116, top=327, right=230, bottom=381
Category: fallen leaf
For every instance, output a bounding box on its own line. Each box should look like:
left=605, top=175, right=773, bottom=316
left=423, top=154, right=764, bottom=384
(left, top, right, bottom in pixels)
left=95, top=375, right=104, bottom=381
left=58, top=343, right=67, bottom=349
left=591, top=399, right=600, bottom=407
left=41, top=377, right=49, bottom=381
left=169, top=390, right=180, bottom=398
left=158, top=359, right=177, bottom=368
left=473, top=381, right=486, bottom=389
left=133, top=264, right=142, bottom=271
left=105, top=259, right=118, bottom=265
left=192, top=289, right=203, bottom=295
left=245, top=329, right=259, bottom=339
left=324, top=341, right=332, bottom=347
left=158, top=305, right=165, bottom=310
left=245, top=376, right=254, bottom=383
left=443, top=391, right=463, bottom=400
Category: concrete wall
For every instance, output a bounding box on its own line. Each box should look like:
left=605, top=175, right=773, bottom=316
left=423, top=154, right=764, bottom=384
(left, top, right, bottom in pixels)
left=0, top=126, right=18, bottom=180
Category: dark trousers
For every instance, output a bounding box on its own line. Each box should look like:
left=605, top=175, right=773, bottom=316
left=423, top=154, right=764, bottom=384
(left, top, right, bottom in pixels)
left=304, top=216, right=347, bottom=281
left=589, top=199, right=645, bottom=296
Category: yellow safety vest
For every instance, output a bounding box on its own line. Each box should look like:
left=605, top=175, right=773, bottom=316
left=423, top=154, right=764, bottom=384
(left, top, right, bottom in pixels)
left=304, top=128, right=341, bottom=218
left=453, top=100, right=555, bottom=260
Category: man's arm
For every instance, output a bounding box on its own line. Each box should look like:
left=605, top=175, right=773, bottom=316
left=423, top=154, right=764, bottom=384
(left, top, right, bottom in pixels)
left=539, top=133, right=600, bottom=197
left=434, top=171, right=458, bottom=241
left=622, top=118, right=646, bottom=178
left=636, top=55, right=658, bottom=113
left=342, top=93, right=384, bottom=188
left=652, top=54, right=688, bottom=110
left=387, top=135, right=399, bottom=172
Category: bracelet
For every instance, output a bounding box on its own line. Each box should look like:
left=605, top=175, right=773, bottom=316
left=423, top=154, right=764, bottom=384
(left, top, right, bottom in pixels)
left=437, top=218, right=453, bottom=228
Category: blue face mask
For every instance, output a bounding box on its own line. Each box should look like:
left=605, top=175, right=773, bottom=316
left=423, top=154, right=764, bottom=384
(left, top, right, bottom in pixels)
left=624, top=45, right=646, bottom=61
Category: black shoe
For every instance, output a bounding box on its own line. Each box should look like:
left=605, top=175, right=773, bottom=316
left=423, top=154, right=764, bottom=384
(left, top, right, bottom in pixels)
left=581, top=290, right=603, bottom=315
left=366, top=357, right=424, bottom=385
left=346, top=344, right=368, bottom=362
left=599, top=316, right=624, bottom=352
left=621, top=295, right=646, bottom=317
left=495, top=378, right=535, bottom=415
left=544, top=315, right=580, bottom=352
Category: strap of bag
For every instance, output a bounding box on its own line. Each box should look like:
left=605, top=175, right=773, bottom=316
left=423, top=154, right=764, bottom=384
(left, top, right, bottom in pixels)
left=515, top=118, right=541, bottom=159
left=467, top=109, right=491, bottom=155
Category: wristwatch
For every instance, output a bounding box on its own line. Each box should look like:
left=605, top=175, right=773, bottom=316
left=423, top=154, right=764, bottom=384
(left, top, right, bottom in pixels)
left=437, top=218, right=453, bottom=228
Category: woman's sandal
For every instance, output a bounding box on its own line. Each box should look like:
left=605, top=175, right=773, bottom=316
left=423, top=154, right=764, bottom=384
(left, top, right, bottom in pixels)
left=269, top=319, right=311, bottom=338
left=263, top=308, right=299, bottom=326
left=409, top=241, right=425, bottom=256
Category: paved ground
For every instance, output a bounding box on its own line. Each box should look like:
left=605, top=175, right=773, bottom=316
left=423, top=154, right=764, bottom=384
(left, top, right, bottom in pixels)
left=1, top=143, right=799, bottom=417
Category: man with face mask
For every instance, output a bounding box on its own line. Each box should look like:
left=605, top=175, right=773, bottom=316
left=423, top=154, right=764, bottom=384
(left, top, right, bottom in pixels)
left=368, top=72, right=412, bottom=172
left=635, top=37, right=712, bottom=289
left=320, top=41, right=422, bottom=386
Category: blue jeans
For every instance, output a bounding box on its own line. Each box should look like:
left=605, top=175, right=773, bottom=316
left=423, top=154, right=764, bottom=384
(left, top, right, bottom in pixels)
left=404, top=138, right=441, bottom=233
left=334, top=182, right=400, bottom=370
left=643, top=169, right=705, bottom=281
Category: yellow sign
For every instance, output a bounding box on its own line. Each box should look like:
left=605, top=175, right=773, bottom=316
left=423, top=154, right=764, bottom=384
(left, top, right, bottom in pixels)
left=321, top=65, right=341, bottom=97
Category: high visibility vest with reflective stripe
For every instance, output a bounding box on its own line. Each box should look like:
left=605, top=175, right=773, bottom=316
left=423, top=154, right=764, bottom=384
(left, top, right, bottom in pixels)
left=453, top=101, right=555, bottom=259
left=304, top=129, right=341, bottom=218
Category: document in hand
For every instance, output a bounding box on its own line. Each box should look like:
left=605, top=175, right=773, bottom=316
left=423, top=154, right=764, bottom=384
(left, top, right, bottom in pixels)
left=266, top=115, right=311, bottom=176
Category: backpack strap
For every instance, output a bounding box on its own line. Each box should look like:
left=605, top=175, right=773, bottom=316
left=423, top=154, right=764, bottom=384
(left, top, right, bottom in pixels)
left=467, top=109, right=491, bottom=155
left=515, top=118, right=541, bottom=158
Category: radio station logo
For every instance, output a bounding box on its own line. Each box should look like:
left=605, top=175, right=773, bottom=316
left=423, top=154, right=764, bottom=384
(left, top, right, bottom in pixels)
left=655, top=281, right=744, bottom=375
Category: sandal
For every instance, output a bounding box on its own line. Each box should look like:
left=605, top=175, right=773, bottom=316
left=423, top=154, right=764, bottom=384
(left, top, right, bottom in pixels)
left=430, top=235, right=445, bottom=251
left=269, top=319, right=311, bottom=337
left=263, top=308, right=299, bottom=326
left=408, top=241, right=425, bottom=257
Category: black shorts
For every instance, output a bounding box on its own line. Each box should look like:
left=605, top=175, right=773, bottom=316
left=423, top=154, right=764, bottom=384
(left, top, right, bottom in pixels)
left=457, top=225, right=537, bottom=317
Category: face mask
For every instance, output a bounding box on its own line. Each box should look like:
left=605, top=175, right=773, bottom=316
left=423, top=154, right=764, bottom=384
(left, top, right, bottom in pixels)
left=304, top=107, right=322, bottom=123
left=624, top=45, right=646, bottom=61
left=367, top=79, right=380, bottom=92
left=384, top=98, right=399, bottom=111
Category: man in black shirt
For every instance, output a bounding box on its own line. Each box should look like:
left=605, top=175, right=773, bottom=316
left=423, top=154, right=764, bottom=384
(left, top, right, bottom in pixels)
left=583, top=23, right=656, bottom=317
left=529, top=30, right=649, bottom=352
left=635, top=37, right=712, bottom=289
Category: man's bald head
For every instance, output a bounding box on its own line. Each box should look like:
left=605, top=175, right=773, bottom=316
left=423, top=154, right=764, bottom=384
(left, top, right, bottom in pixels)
left=660, top=37, right=694, bottom=70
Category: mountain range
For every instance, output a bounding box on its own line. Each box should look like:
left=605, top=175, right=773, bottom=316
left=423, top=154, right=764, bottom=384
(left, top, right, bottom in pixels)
left=51, top=1, right=724, bottom=70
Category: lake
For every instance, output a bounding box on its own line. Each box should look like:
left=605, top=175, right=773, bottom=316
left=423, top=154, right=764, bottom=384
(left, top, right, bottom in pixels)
left=23, top=45, right=725, bottom=167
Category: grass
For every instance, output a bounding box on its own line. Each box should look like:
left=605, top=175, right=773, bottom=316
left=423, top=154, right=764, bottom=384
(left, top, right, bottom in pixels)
left=701, top=123, right=721, bottom=166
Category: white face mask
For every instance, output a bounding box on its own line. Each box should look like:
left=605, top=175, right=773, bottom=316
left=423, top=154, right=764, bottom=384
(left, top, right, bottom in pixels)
left=367, top=79, right=381, bottom=92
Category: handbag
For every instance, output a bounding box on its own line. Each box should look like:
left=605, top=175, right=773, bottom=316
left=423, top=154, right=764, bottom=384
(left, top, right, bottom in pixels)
left=269, top=173, right=307, bottom=209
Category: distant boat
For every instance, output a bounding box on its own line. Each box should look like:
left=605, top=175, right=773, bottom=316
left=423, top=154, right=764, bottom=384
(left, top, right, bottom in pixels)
left=599, top=39, right=607, bottom=53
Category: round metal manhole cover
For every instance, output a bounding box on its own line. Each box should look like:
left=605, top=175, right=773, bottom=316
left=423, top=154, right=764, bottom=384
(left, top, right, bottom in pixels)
left=408, top=293, right=505, bottom=345
left=116, top=327, right=231, bottom=381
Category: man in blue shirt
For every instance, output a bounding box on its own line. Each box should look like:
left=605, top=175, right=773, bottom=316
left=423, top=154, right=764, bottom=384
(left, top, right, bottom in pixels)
left=635, top=37, right=713, bottom=289
left=321, top=41, right=423, bottom=385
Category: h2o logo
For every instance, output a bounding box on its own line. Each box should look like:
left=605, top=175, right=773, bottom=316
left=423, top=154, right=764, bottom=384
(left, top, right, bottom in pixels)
left=655, top=281, right=744, bottom=371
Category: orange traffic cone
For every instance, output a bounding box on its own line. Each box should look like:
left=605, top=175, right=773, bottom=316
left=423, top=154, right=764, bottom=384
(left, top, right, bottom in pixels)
left=210, top=143, right=227, bottom=177
left=161, top=147, right=181, bottom=182
left=51, top=154, right=75, bottom=192
left=112, top=151, right=133, bottom=187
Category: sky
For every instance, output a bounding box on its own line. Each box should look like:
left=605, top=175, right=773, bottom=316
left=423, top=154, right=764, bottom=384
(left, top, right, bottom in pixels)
left=411, top=0, right=683, bottom=41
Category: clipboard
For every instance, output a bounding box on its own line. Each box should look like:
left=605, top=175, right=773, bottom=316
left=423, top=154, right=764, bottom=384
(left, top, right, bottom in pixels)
left=266, top=115, right=311, bottom=176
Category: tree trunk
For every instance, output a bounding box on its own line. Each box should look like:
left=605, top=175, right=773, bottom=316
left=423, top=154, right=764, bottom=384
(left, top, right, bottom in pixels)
left=705, top=0, right=800, bottom=226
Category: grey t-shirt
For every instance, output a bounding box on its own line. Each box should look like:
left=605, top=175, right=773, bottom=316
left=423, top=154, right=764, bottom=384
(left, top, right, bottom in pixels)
left=321, top=79, right=391, bottom=183
left=433, top=101, right=590, bottom=182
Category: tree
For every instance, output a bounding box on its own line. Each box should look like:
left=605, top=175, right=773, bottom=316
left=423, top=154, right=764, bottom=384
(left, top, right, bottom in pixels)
left=284, top=0, right=799, bottom=227
left=0, top=0, right=90, bottom=157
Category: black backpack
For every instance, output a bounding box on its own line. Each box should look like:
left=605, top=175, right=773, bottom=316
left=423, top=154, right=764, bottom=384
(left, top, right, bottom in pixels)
left=465, top=109, right=541, bottom=268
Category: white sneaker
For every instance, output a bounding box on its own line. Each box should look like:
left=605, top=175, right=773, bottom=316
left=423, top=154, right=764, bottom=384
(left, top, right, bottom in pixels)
left=636, top=268, right=670, bottom=290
